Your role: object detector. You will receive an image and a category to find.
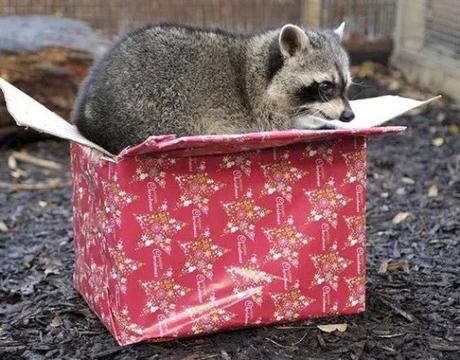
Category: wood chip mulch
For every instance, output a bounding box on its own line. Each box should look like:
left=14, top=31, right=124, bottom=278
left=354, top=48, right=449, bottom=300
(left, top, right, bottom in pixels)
left=0, top=75, right=459, bottom=359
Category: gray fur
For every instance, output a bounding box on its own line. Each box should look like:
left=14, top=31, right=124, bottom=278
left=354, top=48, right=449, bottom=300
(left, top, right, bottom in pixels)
left=73, top=23, right=352, bottom=154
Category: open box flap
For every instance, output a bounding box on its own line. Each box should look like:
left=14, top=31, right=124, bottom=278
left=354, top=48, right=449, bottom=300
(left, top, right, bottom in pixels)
left=0, top=78, right=113, bottom=157
left=118, top=127, right=407, bottom=158
left=329, top=95, right=441, bottom=129
left=0, top=77, right=440, bottom=159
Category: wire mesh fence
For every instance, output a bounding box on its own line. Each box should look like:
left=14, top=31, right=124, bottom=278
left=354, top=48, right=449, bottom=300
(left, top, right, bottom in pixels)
left=320, top=0, right=396, bottom=39
left=0, top=0, right=303, bottom=35
left=0, top=0, right=397, bottom=40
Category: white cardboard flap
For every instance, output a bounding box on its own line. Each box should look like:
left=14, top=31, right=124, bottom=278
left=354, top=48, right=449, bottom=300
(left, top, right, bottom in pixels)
left=0, top=78, right=113, bottom=157
left=337, top=95, right=442, bottom=129
left=0, top=77, right=440, bottom=156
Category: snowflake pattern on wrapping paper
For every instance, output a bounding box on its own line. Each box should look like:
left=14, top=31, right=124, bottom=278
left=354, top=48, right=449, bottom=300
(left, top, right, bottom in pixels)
left=95, top=207, right=116, bottom=235
left=222, top=191, right=271, bottom=240
left=102, top=180, right=139, bottom=226
left=113, top=307, right=144, bottom=344
left=135, top=202, right=186, bottom=254
left=323, top=301, right=340, bottom=317
left=261, top=160, right=307, bottom=202
left=70, top=136, right=373, bottom=342
left=271, top=281, right=315, bottom=321
left=344, top=216, right=366, bottom=248
left=263, top=216, right=310, bottom=267
left=219, top=152, right=255, bottom=176
left=81, top=212, right=100, bottom=249
left=345, top=274, right=366, bottom=309
left=73, top=170, right=86, bottom=202
left=73, top=243, right=88, bottom=287
left=180, top=229, right=229, bottom=279
left=226, top=255, right=274, bottom=305
left=302, top=140, right=340, bottom=164
left=304, top=178, right=351, bottom=228
left=78, top=158, right=100, bottom=203
left=311, top=245, right=352, bottom=291
left=342, top=147, right=367, bottom=185
left=131, top=155, right=177, bottom=186
left=175, top=171, right=225, bottom=214
left=87, top=261, right=107, bottom=308
left=108, top=242, right=145, bottom=293
left=186, top=302, right=237, bottom=335
left=141, top=269, right=191, bottom=315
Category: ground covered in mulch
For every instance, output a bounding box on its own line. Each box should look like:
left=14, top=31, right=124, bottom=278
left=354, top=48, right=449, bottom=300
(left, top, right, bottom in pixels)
left=1, top=70, right=459, bottom=359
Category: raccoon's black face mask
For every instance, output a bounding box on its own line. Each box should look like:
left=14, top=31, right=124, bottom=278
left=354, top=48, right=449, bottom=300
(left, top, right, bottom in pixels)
left=267, top=24, right=354, bottom=123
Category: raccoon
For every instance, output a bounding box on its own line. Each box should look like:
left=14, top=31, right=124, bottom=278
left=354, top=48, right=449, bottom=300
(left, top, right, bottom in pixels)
left=73, top=23, right=353, bottom=154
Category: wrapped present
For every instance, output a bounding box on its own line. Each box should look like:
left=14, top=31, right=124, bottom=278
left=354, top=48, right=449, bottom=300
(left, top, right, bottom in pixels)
left=0, top=78, right=438, bottom=345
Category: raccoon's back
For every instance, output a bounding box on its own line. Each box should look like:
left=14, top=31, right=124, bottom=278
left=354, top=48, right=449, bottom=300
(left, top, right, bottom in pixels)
left=73, top=25, right=248, bottom=154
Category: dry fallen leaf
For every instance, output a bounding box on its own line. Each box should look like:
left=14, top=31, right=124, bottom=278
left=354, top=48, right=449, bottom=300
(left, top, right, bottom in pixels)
left=428, top=184, right=439, bottom=197
left=392, top=212, right=411, bottom=224
left=50, top=314, right=62, bottom=328
left=387, top=261, right=409, bottom=272
left=317, top=324, right=348, bottom=333
left=401, top=177, right=415, bottom=185
left=432, top=137, right=444, bottom=147
left=448, top=124, right=459, bottom=135
left=0, top=220, right=8, bottom=233
left=380, top=260, right=409, bottom=273
left=378, top=260, right=389, bottom=274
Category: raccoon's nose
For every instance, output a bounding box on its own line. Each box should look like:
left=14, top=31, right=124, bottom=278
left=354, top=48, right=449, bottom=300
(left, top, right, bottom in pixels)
left=340, top=109, right=355, bottom=122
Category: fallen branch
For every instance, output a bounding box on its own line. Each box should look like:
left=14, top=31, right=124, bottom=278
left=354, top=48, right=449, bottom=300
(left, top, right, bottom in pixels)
left=0, top=178, right=71, bottom=191
left=11, top=151, right=62, bottom=170
left=378, top=295, right=416, bottom=322
left=429, top=342, right=460, bottom=352
left=264, top=337, right=295, bottom=349
left=375, top=333, right=405, bottom=338
left=290, top=330, right=310, bottom=346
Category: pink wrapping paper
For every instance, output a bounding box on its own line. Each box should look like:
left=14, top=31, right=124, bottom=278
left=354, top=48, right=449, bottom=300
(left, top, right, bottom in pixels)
left=70, top=128, right=401, bottom=345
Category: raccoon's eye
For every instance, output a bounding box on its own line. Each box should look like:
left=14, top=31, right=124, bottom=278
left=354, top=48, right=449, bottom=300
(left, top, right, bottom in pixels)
left=319, top=81, right=335, bottom=95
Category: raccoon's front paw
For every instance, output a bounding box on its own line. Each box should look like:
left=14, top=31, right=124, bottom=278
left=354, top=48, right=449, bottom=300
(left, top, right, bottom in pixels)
left=317, top=123, right=336, bottom=130
left=292, top=115, right=333, bottom=130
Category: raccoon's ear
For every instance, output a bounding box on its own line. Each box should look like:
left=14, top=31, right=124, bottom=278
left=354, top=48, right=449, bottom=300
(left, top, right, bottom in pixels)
left=334, top=22, right=345, bottom=41
left=279, top=24, right=310, bottom=57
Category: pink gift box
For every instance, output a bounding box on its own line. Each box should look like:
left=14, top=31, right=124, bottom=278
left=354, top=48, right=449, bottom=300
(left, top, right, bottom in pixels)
left=0, top=78, right=437, bottom=345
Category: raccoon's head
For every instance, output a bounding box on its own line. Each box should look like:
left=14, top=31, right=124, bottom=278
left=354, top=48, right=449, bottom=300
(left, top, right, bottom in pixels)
left=266, top=23, right=354, bottom=124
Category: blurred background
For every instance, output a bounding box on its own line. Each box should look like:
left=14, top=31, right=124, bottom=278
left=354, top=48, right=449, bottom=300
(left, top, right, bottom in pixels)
left=0, top=0, right=459, bottom=143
